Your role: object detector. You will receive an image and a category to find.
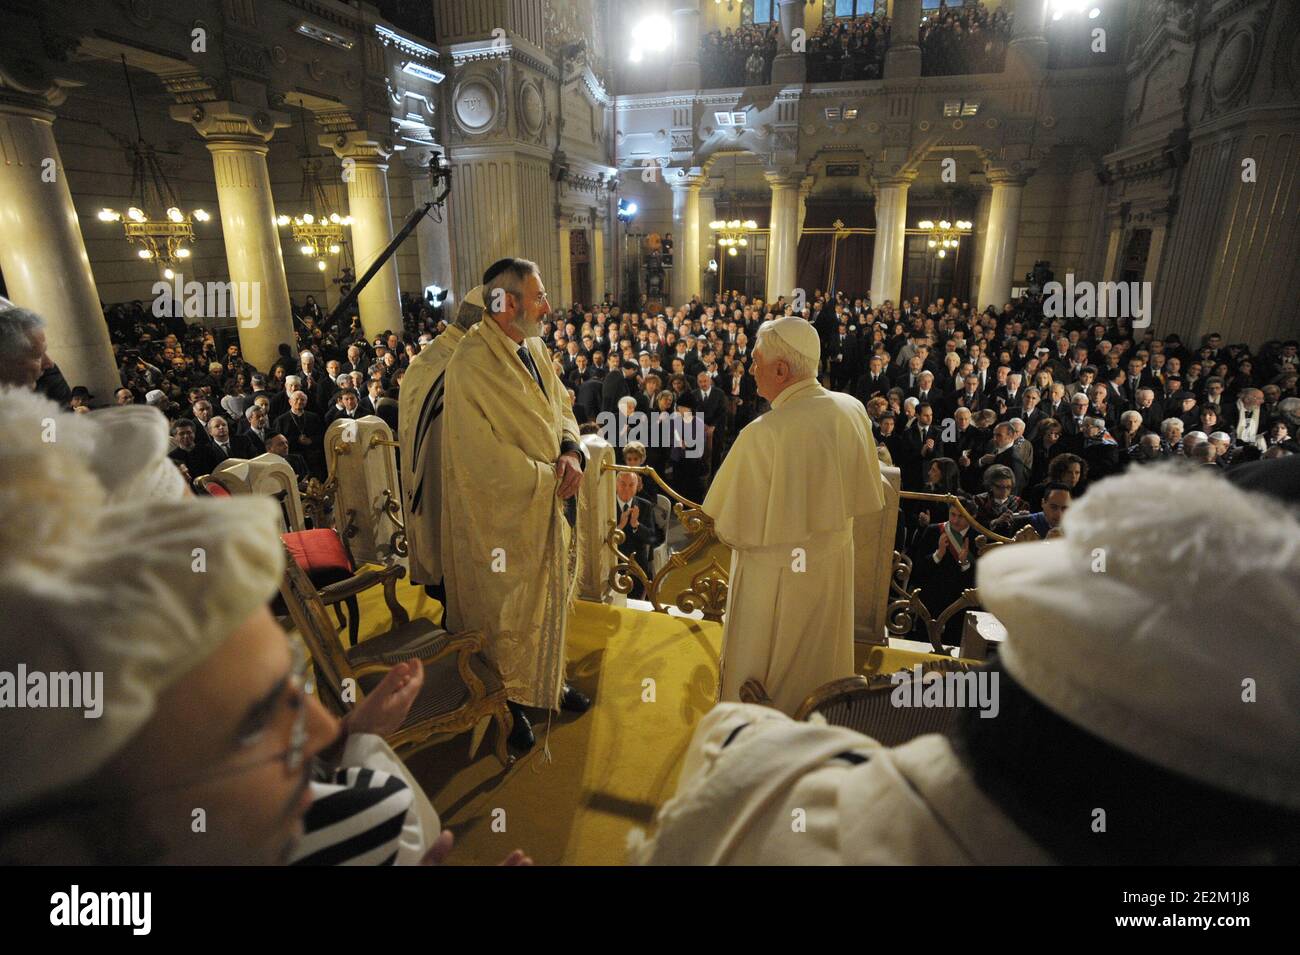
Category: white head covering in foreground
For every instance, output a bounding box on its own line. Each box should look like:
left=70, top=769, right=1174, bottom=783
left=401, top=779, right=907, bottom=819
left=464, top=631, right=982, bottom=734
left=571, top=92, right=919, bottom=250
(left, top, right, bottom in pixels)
left=978, top=463, right=1300, bottom=810
left=0, top=387, right=283, bottom=814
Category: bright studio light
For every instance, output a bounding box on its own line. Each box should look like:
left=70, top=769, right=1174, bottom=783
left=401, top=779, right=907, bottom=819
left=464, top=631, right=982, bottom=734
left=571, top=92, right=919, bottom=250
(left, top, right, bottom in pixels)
left=625, top=202, right=638, bottom=216
left=639, top=16, right=672, bottom=52
left=1089, top=7, right=1102, bottom=18
left=628, top=14, right=672, bottom=62
left=1049, top=0, right=1090, bottom=19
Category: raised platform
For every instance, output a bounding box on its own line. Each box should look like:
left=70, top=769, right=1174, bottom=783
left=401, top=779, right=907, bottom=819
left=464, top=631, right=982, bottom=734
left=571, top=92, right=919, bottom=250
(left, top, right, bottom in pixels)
left=345, top=578, right=965, bottom=865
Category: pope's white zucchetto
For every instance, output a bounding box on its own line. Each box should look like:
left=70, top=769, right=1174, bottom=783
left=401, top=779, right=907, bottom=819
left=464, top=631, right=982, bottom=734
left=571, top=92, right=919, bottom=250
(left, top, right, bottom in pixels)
left=757, top=316, right=821, bottom=364
left=977, top=463, right=1300, bottom=810
left=0, top=387, right=284, bottom=814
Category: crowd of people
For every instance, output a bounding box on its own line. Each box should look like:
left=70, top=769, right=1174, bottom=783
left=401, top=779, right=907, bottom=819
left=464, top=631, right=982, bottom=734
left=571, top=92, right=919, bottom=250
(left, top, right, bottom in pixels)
left=699, top=22, right=781, bottom=89
left=919, top=1, right=1011, bottom=77
left=3, top=258, right=1298, bottom=867
left=692, top=3, right=1013, bottom=89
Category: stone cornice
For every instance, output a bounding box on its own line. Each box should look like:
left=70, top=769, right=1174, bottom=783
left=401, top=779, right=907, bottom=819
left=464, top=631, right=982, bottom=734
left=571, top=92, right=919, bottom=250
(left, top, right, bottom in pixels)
left=373, top=24, right=439, bottom=62
left=449, top=37, right=559, bottom=82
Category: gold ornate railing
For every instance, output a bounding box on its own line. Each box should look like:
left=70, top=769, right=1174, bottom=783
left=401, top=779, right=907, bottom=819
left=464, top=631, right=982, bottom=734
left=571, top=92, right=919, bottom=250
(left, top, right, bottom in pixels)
left=600, top=462, right=730, bottom=621
left=593, top=469, right=1049, bottom=637
left=887, top=490, right=1045, bottom=651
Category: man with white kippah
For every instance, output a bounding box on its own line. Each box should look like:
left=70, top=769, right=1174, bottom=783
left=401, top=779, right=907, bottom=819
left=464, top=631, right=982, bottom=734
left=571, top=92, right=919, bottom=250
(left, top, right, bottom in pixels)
left=632, top=464, right=1300, bottom=864
left=703, top=315, right=885, bottom=714
left=0, top=387, right=531, bottom=866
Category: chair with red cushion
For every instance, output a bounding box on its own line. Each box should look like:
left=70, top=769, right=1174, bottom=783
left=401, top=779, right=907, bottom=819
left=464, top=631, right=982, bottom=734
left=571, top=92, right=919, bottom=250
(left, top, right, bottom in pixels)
left=201, top=476, right=406, bottom=645
left=280, top=528, right=408, bottom=646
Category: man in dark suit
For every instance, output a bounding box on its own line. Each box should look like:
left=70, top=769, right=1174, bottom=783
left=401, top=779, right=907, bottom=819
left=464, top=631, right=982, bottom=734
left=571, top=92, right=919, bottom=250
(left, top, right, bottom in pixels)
left=265, top=431, right=310, bottom=485
left=614, top=471, right=661, bottom=599
left=601, top=360, right=640, bottom=416
left=901, top=403, right=941, bottom=490
left=695, top=370, right=728, bottom=474
left=273, top=390, right=326, bottom=478
left=953, top=374, right=986, bottom=414
left=827, top=323, right=859, bottom=392
left=1060, top=392, right=1094, bottom=453
left=914, top=371, right=944, bottom=417
left=977, top=421, right=1028, bottom=495
left=240, top=404, right=271, bottom=455
left=200, top=414, right=257, bottom=473
left=357, top=379, right=386, bottom=418
left=854, top=353, right=892, bottom=404
left=166, top=419, right=206, bottom=481
left=324, top=387, right=364, bottom=427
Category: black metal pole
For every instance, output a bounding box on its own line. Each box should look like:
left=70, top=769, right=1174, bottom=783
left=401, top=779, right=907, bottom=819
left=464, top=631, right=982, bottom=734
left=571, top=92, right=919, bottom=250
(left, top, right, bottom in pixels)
left=327, top=201, right=433, bottom=336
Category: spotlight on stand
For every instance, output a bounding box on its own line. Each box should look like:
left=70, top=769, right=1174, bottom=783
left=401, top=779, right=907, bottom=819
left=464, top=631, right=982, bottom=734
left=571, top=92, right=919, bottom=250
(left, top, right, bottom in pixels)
left=617, top=198, right=638, bottom=223
left=427, top=149, right=453, bottom=208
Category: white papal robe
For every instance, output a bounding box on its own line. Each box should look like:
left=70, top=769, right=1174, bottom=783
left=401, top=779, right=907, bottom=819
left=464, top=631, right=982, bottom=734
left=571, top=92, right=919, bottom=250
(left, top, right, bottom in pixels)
left=398, top=325, right=465, bottom=586
left=440, top=318, right=581, bottom=710
left=703, top=377, right=884, bottom=714
left=629, top=702, right=1053, bottom=865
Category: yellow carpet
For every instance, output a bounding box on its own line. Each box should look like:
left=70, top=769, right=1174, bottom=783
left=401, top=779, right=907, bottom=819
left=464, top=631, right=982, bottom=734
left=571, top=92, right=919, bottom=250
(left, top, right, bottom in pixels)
left=342, top=575, right=971, bottom=865
left=351, top=579, right=723, bottom=865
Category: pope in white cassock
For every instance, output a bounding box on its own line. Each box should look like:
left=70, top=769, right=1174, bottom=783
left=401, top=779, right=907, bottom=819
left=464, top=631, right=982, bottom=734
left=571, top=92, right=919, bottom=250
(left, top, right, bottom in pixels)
left=439, top=258, right=590, bottom=752
left=398, top=285, right=485, bottom=601
left=703, top=316, right=884, bottom=714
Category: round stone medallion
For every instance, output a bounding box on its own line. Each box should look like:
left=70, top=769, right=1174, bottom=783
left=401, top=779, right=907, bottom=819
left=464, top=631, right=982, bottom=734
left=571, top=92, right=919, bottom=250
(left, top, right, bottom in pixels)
left=455, top=79, right=498, bottom=132
left=520, top=82, right=544, bottom=135
left=1212, top=29, right=1254, bottom=103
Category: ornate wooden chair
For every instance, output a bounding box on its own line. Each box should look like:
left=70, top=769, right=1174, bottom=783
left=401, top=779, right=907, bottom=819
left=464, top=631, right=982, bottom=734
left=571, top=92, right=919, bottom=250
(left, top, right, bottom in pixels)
left=278, top=550, right=513, bottom=767
left=202, top=476, right=404, bottom=646
left=741, top=657, right=980, bottom=747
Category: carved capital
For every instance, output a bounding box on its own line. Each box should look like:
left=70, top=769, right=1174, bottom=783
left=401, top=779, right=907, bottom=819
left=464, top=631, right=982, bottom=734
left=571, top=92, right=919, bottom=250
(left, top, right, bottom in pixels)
left=320, top=128, right=396, bottom=163
left=170, top=100, right=289, bottom=147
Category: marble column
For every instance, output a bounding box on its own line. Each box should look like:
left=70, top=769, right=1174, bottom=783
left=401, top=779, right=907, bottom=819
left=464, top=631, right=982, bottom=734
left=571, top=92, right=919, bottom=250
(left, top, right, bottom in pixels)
left=797, top=176, right=814, bottom=237
left=765, top=172, right=801, bottom=304
left=404, top=147, right=456, bottom=299
left=557, top=213, right=573, bottom=307
left=771, top=0, right=808, bottom=85
left=869, top=173, right=916, bottom=307
left=0, top=80, right=118, bottom=402
left=976, top=170, right=1028, bottom=311
left=322, top=130, right=402, bottom=339
left=592, top=222, right=607, bottom=305
left=969, top=188, right=993, bottom=302
left=1100, top=219, right=1124, bottom=281
left=171, top=101, right=294, bottom=375
left=698, top=189, right=717, bottom=290
left=1143, top=220, right=1169, bottom=292
left=671, top=170, right=705, bottom=302
left=671, top=3, right=702, bottom=90
left=885, top=0, right=922, bottom=79
left=1008, top=0, right=1049, bottom=72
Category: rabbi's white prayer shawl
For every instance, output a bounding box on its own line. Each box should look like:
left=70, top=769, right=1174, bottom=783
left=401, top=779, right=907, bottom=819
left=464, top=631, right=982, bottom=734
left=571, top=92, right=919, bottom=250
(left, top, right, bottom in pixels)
left=703, top=377, right=885, bottom=713
left=629, top=703, right=1052, bottom=865
left=440, top=317, right=581, bottom=710
left=398, top=325, right=465, bottom=586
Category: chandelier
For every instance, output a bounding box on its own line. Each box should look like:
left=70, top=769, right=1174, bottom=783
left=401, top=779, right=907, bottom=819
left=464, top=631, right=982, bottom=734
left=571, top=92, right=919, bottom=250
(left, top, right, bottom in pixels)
left=711, top=217, right=758, bottom=257
left=97, top=56, right=208, bottom=278
left=276, top=113, right=351, bottom=272
left=917, top=217, right=972, bottom=259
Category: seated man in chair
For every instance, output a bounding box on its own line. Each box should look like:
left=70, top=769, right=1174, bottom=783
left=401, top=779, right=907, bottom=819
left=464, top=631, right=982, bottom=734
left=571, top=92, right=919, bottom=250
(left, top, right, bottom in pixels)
left=614, top=470, right=660, bottom=599
left=630, top=466, right=1300, bottom=865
